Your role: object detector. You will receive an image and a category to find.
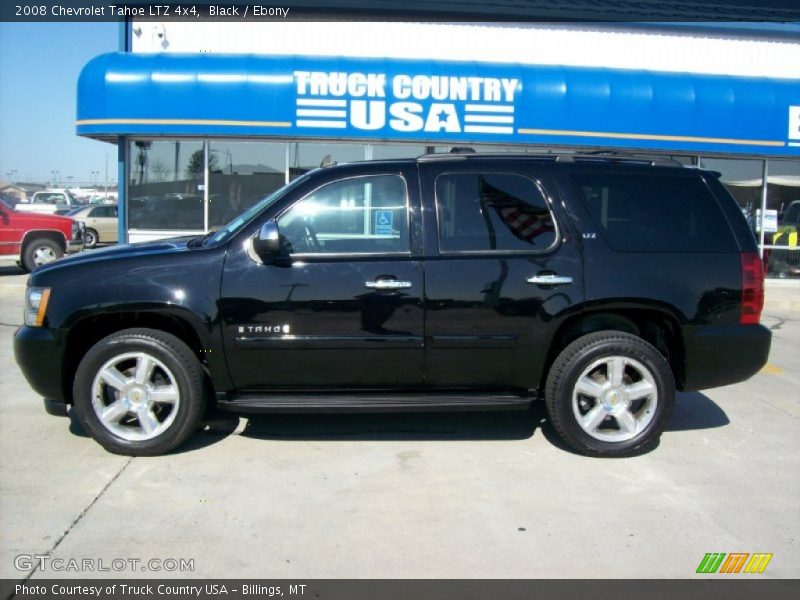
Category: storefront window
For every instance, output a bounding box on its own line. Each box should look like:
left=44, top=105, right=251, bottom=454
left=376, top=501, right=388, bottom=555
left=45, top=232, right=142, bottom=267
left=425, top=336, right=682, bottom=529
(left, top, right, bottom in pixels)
left=767, top=159, right=800, bottom=215
left=128, top=140, right=205, bottom=231
left=288, top=143, right=366, bottom=180
left=629, top=153, right=696, bottom=166
left=370, top=144, right=430, bottom=159
left=699, top=157, right=764, bottom=226
left=208, top=141, right=287, bottom=228
left=765, top=159, right=800, bottom=279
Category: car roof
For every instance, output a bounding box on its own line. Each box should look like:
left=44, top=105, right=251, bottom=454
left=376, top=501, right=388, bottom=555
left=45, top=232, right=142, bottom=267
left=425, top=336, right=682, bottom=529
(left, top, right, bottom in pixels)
left=319, top=152, right=690, bottom=172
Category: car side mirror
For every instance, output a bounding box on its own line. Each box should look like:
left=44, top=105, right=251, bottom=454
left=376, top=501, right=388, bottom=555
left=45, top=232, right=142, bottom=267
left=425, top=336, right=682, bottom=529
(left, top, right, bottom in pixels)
left=252, top=220, right=282, bottom=261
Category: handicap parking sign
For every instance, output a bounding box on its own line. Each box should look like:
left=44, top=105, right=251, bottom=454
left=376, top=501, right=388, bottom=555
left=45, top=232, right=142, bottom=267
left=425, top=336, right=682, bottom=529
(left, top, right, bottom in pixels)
left=375, top=210, right=393, bottom=235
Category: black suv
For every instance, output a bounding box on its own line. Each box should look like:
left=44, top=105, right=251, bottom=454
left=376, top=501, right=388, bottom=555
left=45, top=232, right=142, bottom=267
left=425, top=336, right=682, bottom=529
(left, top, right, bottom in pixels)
left=14, top=154, right=771, bottom=457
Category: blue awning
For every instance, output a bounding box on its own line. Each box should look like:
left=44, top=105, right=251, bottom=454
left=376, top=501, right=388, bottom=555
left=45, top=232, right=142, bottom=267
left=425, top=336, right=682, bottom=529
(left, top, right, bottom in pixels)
left=77, top=52, right=800, bottom=156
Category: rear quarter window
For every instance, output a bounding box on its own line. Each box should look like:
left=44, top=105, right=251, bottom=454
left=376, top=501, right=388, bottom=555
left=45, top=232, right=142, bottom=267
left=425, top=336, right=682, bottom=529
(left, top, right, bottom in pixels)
left=570, top=171, right=737, bottom=253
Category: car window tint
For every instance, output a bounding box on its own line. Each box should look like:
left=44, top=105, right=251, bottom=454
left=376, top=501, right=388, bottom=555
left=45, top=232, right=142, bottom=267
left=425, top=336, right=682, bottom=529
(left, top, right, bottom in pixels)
left=435, top=173, right=556, bottom=252
left=570, top=171, right=737, bottom=253
left=277, top=175, right=409, bottom=254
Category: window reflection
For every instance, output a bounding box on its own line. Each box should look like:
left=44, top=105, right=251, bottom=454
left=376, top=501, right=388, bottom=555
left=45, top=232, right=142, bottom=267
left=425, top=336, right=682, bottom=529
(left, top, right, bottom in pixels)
left=208, top=142, right=286, bottom=228
left=766, top=159, right=800, bottom=279
left=370, top=144, right=437, bottom=159
left=128, top=140, right=205, bottom=231
left=277, top=175, right=409, bottom=254
left=288, top=143, right=366, bottom=180
left=436, top=173, right=555, bottom=252
left=699, top=157, right=764, bottom=227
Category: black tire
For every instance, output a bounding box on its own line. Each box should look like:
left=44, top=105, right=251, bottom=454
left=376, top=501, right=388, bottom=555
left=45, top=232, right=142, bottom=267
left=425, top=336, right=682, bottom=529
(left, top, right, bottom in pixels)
left=545, top=331, right=675, bottom=457
left=73, top=328, right=205, bottom=456
left=84, top=228, right=99, bottom=249
left=22, top=238, right=63, bottom=272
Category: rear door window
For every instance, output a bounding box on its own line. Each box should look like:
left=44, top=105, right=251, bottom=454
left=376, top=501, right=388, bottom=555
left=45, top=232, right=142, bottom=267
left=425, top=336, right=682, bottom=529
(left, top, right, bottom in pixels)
left=435, top=172, right=556, bottom=253
left=570, top=171, right=737, bottom=253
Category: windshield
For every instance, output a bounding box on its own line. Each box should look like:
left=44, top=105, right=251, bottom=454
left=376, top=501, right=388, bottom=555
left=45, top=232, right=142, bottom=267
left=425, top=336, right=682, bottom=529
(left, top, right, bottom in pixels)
left=206, top=173, right=312, bottom=246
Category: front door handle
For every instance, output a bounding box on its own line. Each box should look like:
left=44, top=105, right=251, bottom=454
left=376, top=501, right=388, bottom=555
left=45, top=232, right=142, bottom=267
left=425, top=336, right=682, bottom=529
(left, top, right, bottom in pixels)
left=526, top=274, right=573, bottom=286
left=365, top=280, right=412, bottom=290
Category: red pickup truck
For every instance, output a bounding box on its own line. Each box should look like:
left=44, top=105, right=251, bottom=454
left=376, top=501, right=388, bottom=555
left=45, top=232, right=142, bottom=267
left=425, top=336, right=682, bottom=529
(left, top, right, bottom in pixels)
left=0, top=199, right=85, bottom=271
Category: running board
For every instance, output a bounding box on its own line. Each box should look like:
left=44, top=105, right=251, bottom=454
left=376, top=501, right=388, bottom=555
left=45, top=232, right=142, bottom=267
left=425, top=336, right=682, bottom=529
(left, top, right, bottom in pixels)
left=217, top=393, right=534, bottom=413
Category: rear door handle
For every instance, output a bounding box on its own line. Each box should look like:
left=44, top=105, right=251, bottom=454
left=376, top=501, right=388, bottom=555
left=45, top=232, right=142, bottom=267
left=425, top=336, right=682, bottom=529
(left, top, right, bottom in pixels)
left=365, top=280, right=412, bottom=290
left=526, top=274, right=573, bottom=286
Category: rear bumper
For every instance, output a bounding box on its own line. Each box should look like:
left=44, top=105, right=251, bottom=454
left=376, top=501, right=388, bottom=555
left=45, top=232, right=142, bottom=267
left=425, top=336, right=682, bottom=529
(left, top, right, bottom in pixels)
left=14, top=326, right=68, bottom=403
left=682, top=324, right=771, bottom=391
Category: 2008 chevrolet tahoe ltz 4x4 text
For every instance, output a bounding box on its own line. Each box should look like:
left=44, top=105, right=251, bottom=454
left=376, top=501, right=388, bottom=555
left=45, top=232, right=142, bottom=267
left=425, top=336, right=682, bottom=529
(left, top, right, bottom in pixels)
left=14, top=154, right=771, bottom=457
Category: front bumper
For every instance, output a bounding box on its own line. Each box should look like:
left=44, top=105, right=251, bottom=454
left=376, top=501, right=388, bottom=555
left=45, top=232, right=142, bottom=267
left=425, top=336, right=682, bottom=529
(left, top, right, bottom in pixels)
left=14, top=326, right=68, bottom=403
left=67, top=221, right=85, bottom=254
left=682, top=324, right=772, bottom=391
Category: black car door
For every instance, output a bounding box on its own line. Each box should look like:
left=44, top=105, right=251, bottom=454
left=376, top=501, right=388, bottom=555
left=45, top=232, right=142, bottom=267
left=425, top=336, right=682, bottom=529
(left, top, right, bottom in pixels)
left=220, top=164, right=425, bottom=391
left=419, top=158, right=584, bottom=391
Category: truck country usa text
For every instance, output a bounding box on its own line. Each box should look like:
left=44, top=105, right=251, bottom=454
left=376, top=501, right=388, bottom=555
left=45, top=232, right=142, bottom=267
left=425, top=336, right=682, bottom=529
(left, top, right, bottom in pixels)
left=293, top=71, right=522, bottom=135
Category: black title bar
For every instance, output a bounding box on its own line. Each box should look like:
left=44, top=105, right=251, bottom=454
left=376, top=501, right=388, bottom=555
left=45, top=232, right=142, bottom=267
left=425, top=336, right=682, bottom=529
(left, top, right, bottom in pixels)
left=2, top=579, right=800, bottom=600
left=3, top=1, right=800, bottom=22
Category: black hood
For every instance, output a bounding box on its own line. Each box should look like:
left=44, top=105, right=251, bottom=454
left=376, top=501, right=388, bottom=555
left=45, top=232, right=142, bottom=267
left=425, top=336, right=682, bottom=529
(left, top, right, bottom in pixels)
left=31, top=235, right=201, bottom=276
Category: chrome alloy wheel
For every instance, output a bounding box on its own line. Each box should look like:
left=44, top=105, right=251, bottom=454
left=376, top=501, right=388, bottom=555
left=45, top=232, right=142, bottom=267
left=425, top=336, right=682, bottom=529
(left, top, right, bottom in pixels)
left=91, top=351, right=181, bottom=441
left=32, top=245, right=57, bottom=266
left=571, top=356, right=658, bottom=442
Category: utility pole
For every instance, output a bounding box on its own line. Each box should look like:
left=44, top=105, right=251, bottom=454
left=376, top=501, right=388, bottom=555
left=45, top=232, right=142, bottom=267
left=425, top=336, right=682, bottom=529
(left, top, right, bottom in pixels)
left=105, top=153, right=109, bottom=200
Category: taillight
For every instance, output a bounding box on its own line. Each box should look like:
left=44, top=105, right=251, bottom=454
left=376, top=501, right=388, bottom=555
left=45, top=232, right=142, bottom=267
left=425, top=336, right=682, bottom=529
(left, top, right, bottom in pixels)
left=740, top=252, right=764, bottom=325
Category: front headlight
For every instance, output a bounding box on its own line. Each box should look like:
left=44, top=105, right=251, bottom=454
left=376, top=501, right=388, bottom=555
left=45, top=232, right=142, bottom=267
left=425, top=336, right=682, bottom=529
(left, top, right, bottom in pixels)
left=71, top=220, right=84, bottom=240
left=24, top=287, right=51, bottom=327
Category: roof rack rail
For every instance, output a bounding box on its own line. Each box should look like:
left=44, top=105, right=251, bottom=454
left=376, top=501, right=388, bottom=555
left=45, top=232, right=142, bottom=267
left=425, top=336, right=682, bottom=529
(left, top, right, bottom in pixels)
left=416, top=152, right=559, bottom=162
left=563, top=154, right=684, bottom=167
left=415, top=151, right=684, bottom=167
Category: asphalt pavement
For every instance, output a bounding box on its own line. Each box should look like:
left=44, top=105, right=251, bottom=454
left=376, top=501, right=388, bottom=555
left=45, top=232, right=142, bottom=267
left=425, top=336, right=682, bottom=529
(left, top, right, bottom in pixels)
left=1, top=265, right=798, bottom=581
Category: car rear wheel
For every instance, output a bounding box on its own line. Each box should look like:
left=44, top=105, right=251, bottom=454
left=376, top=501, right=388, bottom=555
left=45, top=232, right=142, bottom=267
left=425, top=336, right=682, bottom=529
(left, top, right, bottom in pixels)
left=73, top=328, right=205, bottom=456
left=545, top=331, right=675, bottom=457
left=22, top=238, right=63, bottom=272
left=84, top=228, right=98, bottom=248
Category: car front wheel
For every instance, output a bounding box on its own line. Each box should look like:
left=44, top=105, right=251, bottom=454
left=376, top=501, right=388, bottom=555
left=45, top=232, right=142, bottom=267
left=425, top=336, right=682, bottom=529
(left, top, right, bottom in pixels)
left=73, top=328, right=205, bottom=456
left=545, top=331, right=675, bottom=457
left=22, top=238, right=63, bottom=272
left=84, top=228, right=98, bottom=248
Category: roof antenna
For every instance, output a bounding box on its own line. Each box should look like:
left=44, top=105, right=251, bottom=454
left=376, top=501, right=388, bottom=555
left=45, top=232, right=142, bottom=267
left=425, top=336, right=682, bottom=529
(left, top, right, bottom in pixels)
left=320, top=154, right=337, bottom=168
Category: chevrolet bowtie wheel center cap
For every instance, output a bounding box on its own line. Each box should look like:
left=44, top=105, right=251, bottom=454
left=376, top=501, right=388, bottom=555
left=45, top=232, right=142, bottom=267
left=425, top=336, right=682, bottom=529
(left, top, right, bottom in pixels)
left=125, top=384, right=150, bottom=408
left=602, top=388, right=629, bottom=412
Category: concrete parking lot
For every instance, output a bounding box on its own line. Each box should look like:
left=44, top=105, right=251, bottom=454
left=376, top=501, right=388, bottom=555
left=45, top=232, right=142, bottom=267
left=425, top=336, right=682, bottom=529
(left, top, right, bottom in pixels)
left=1, top=264, right=798, bottom=581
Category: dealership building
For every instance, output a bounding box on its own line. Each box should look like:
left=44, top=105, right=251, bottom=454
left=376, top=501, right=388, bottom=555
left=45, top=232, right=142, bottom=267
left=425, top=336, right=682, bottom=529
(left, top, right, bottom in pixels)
left=76, top=15, right=800, bottom=268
